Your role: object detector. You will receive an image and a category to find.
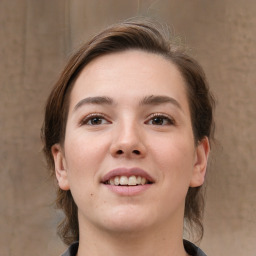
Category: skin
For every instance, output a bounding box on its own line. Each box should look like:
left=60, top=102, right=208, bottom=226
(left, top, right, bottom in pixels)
left=52, top=50, right=210, bottom=256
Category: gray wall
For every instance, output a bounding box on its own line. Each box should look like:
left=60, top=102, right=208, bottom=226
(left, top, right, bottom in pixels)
left=1, top=1, right=255, bottom=255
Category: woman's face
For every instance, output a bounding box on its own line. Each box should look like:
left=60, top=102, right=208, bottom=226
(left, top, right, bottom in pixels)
left=52, top=50, right=209, bottom=234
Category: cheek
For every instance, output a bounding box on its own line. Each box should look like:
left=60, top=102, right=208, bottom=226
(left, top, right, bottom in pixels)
left=63, top=131, right=110, bottom=176
left=149, top=135, right=195, bottom=178
left=151, top=132, right=194, bottom=158
left=63, top=139, right=100, bottom=200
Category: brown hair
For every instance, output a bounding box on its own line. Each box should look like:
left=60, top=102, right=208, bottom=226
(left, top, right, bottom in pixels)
left=41, top=19, right=215, bottom=245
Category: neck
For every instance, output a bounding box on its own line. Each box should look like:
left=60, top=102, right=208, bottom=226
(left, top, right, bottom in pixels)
left=77, top=215, right=188, bottom=256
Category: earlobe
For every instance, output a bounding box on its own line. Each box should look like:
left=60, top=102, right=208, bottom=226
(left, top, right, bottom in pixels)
left=190, top=137, right=210, bottom=187
left=51, top=144, right=70, bottom=191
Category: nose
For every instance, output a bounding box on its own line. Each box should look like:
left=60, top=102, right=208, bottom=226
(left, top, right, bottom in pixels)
left=110, top=122, right=146, bottom=159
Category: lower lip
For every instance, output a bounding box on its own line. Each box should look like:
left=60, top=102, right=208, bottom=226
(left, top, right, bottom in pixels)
left=103, top=184, right=152, bottom=196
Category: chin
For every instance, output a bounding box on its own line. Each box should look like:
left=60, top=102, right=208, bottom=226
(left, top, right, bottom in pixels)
left=99, top=206, right=154, bottom=233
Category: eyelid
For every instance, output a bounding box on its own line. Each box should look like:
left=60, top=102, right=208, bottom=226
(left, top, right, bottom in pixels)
left=79, top=112, right=111, bottom=126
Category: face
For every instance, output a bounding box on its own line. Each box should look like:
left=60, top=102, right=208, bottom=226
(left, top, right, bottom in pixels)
left=52, top=50, right=209, bottom=235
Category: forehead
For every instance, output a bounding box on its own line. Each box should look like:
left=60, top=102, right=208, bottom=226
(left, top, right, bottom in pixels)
left=69, top=50, right=188, bottom=110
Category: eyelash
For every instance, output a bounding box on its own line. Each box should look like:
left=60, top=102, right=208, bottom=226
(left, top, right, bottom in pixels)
left=79, top=113, right=175, bottom=126
left=146, top=113, right=175, bottom=126
left=79, top=113, right=111, bottom=126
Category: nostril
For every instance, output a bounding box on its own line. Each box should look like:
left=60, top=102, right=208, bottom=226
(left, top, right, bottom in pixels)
left=113, top=149, right=142, bottom=156
left=133, top=150, right=140, bottom=155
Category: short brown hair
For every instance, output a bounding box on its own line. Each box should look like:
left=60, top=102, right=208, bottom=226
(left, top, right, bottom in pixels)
left=41, top=19, right=215, bottom=245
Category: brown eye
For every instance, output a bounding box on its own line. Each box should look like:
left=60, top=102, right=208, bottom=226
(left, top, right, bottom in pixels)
left=81, top=114, right=111, bottom=126
left=88, top=117, right=105, bottom=125
left=146, top=114, right=175, bottom=126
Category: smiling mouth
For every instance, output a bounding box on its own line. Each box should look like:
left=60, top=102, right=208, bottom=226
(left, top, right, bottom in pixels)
left=101, top=168, right=154, bottom=188
left=103, top=175, right=152, bottom=186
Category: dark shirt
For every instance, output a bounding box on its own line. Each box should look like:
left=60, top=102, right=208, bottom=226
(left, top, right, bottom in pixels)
left=61, top=240, right=207, bottom=256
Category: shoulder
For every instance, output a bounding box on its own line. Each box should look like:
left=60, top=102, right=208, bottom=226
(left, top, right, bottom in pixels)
left=183, top=240, right=207, bottom=256
left=61, top=242, right=79, bottom=256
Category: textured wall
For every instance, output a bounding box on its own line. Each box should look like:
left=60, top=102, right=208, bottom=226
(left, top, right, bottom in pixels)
left=0, top=0, right=68, bottom=255
left=1, top=1, right=255, bottom=256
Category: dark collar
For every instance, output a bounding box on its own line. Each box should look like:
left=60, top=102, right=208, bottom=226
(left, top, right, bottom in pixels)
left=62, top=240, right=207, bottom=256
left=183, top=240, right=207, bottom=256
left=61, top=241, right=78, bottom=256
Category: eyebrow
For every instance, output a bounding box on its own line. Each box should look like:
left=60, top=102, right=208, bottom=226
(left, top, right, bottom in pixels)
left=139, top=95, right=182, bottom=110
left=73, top=96, right=113, bottom=112
left=73, top=95, right=182, bottom=112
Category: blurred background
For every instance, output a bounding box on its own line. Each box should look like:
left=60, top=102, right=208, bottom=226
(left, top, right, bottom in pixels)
left=0, top=1, right=255, bottom=255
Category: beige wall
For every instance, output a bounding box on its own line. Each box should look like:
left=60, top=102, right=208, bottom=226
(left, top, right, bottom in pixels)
left=1, top=1, right=255, bottom=255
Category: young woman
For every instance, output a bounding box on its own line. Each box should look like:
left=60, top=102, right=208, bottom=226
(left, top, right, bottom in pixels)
left=41, top=20, right=215, bottom=256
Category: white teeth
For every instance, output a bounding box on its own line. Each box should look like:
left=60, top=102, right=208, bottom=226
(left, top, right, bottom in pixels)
left=128, top=176, right=137, bottom=186
left=119, top=176, right=128, bottom=185
left=114, top=176, right=119, bottom=185
left=107, top=175, right=149, bottom=186
left=136, top=176, right=142, bottom=184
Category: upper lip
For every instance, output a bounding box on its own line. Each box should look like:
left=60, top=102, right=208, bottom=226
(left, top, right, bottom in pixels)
left=101, top=167, right=155, bottom=183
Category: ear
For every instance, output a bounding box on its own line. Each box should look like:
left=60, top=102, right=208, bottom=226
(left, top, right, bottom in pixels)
left=51, top=144, right=70, bottom=191
left=190, top=137, right=210, bottom=187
